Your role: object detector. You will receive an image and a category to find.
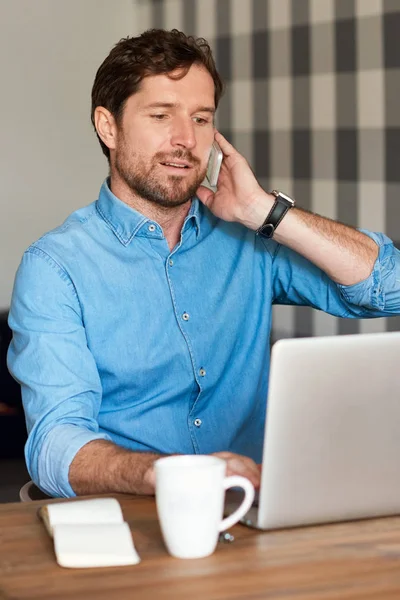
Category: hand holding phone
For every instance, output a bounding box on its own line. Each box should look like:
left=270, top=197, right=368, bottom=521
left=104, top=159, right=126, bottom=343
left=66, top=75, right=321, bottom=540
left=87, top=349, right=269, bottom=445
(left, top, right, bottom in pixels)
left=206, top=141, right=223, bottom=188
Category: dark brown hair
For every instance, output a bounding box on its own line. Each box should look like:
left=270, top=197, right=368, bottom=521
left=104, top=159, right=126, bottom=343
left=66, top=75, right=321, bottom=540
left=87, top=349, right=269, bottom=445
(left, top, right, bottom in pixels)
left=91, top=29, right=224, bottom=161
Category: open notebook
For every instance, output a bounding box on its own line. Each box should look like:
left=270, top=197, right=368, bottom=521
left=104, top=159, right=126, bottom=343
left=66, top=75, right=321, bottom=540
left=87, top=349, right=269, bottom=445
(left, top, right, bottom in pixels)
left=38, top=498, right=140, bottom=568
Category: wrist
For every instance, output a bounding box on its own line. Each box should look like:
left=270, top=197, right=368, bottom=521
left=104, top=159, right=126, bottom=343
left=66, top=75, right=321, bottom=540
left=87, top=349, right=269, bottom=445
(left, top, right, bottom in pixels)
left=255, top=190, right=296, bottom=239
left=141, top=456, right=159, bottom=494
left=240, top=191, right=275, bottom=231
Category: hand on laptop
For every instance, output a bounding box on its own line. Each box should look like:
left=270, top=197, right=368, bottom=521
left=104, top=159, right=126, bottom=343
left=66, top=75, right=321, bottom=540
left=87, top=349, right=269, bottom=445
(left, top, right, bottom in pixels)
left=212, top=452, right=261, bottom=489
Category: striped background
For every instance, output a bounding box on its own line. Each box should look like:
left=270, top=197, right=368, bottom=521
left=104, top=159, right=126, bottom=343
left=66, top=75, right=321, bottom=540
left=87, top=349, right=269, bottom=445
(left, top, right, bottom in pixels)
left=133, top=0, right=400, bottom=339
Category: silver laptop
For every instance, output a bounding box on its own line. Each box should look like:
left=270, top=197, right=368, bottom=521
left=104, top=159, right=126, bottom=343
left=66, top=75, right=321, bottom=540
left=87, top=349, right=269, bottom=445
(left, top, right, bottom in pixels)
left=231, top=331, right=400, bottom=530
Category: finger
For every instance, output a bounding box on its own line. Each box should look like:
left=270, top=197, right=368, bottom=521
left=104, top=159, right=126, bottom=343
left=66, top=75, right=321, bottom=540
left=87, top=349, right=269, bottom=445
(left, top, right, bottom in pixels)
left=196, top=184, right=215, bottom=207
left=226, top=464, right=260, bottom=489
left=225, top=457, right=261, bottom=489
left=212, top=451, right=233, bottom=459
left=212, top=452, right=261, bottom=488
left=214, top=130, right=238, bottom=158
left=236, top=456, right=262, bottom=485
left=213, top=452, right=260, bottom=480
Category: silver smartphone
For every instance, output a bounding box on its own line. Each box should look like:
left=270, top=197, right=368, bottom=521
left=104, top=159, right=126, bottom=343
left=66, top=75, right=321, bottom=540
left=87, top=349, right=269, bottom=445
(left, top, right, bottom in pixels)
left=206, top=141, right=223, bottom=187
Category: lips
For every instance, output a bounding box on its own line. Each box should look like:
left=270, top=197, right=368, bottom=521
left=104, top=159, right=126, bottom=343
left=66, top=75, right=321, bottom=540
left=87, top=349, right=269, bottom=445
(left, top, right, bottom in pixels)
left=160, top=161, right=192, bottom=169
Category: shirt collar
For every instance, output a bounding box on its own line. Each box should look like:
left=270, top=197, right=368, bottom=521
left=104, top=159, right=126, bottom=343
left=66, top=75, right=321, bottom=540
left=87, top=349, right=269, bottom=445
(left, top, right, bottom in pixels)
left=95, top=179, right=201, bottom=246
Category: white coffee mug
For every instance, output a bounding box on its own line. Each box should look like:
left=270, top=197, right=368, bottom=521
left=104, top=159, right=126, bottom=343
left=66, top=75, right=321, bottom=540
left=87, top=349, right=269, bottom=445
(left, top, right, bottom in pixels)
left=155, top=455, right=255, bottom=559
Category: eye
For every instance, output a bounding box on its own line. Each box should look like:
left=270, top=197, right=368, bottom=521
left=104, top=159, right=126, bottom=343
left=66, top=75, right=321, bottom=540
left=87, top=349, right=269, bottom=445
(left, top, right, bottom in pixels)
left=151, top=114, right=168, bottom=121
left=193, top=117, right=209, bottom=125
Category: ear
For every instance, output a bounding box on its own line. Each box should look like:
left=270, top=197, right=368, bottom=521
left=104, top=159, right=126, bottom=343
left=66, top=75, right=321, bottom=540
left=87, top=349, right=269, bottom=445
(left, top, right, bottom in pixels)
left=94, top=107, right=118, bottom=152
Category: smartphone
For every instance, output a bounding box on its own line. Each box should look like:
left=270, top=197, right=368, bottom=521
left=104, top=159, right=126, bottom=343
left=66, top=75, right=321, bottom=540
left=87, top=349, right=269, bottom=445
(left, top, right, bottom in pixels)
left=206, top=141, right=223, bottom=188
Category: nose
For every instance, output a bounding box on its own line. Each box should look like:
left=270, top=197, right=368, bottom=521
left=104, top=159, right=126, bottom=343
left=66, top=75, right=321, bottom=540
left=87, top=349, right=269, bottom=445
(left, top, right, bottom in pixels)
left=170, top=117, right=196, bottom=150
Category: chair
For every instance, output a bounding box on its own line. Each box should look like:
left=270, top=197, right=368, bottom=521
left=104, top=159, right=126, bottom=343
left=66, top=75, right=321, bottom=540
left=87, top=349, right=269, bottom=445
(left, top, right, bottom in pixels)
left=19, top=480, right=51, bottom=502
left=0, top=310, right=27, bottom=460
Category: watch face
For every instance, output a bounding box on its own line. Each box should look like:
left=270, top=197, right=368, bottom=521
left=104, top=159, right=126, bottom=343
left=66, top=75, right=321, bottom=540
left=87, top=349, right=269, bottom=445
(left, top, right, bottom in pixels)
left=275, top=191, right=295, bottom=207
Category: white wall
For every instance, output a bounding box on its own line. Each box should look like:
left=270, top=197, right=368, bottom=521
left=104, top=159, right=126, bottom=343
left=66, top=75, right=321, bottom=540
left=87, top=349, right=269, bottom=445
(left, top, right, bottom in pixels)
left=0, top=0, right=136, bottom=309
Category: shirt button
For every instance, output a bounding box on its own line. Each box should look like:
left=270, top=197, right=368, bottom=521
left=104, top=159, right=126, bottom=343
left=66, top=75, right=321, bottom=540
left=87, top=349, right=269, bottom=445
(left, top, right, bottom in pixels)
left=199, top=368, right=206, bottom=377
left=182, top=312, right=190, bottom=321
left=148, top=224, right=156, bottom=232
left=169, top=259, right=174, bottom=266
left=194, top=418, right=202, bottom=427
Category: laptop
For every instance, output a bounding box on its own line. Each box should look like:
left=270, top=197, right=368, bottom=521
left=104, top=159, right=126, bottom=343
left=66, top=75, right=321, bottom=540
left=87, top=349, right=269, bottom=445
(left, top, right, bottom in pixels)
left=229, top=331, right=400, bottom=530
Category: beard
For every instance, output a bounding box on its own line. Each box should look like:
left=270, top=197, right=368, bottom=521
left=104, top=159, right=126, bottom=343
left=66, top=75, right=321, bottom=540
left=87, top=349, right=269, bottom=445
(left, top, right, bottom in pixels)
left=114, top=142, right=207, bottom=209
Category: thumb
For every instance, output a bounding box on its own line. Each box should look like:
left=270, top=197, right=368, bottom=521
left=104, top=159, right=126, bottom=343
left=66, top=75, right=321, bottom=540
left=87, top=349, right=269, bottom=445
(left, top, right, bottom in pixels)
left=196, top=185, right=215, bottom=208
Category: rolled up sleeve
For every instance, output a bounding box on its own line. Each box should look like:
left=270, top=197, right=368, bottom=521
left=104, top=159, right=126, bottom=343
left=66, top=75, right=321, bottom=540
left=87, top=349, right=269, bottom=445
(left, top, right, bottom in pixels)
left=271, top=230, right=400, bottom=318
left=337, top=230, right=400, bottom=316
left=7, top=248, right=111, bottom=498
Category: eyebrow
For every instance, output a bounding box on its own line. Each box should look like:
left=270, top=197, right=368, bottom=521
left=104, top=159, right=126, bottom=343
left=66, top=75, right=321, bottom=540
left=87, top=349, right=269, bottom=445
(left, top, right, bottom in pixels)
left=142, top=102, right=216, bottom=114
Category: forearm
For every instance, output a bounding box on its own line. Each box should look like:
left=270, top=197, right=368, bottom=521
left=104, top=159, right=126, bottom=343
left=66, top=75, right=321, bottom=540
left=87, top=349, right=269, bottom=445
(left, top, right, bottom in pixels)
left=245, top=192, right=378, bottom=286
left=69, top=439, right=160, bottom=496
left=275, top=207, right=378, bottom=285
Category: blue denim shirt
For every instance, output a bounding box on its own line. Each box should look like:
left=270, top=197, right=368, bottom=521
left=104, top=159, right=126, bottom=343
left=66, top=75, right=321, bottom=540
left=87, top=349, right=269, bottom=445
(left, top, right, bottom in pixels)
left=7, top=180, right=400, bottom=497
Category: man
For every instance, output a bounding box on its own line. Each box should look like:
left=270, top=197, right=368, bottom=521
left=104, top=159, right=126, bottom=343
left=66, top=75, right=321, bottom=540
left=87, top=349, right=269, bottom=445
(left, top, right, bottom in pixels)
left=8, top=29, right=400, bottom=498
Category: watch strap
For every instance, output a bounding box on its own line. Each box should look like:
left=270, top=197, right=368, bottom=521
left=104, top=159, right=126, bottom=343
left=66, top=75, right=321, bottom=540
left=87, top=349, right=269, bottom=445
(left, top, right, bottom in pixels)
left=256, top=193, right=293, bottom=239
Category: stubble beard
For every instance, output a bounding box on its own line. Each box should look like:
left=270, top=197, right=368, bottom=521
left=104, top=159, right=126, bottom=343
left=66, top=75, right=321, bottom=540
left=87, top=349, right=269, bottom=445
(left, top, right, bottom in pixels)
left=114, top=144, right=207, bottom=209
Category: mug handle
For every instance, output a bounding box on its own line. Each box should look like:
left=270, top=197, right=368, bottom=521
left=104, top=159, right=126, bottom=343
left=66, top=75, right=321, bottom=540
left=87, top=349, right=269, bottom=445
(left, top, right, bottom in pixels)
left=218, top=475, right=255, bottom=532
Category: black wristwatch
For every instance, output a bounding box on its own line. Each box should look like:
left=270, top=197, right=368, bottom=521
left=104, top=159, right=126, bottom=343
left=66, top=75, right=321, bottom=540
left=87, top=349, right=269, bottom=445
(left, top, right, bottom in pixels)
left=256, top=190, right=295, bottom=239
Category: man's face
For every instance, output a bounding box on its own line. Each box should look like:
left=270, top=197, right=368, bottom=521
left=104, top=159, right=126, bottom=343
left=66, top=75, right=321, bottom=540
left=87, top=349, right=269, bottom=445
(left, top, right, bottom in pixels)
left=112, top=63, right=216, bottom=208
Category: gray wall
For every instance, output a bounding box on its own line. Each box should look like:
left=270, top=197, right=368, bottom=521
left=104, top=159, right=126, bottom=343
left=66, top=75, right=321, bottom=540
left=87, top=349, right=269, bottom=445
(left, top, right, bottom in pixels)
left=138, top=0, right=400, bottom=337
left=0, top=0, right=134, bottom=309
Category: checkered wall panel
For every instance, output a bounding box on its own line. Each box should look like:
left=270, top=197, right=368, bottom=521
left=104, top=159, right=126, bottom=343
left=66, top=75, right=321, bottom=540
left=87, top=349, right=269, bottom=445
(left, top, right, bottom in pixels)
left=135, top=0, right=400, bottom=338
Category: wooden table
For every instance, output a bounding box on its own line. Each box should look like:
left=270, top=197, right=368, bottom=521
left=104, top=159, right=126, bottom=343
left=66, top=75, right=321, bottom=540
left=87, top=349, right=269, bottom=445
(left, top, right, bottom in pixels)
left=1, top=494, right=400, bottom=600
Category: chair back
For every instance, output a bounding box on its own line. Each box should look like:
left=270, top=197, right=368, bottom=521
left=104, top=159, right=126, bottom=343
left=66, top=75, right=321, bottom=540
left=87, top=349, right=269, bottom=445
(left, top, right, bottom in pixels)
left=19, top=480, right=51, bottom=502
